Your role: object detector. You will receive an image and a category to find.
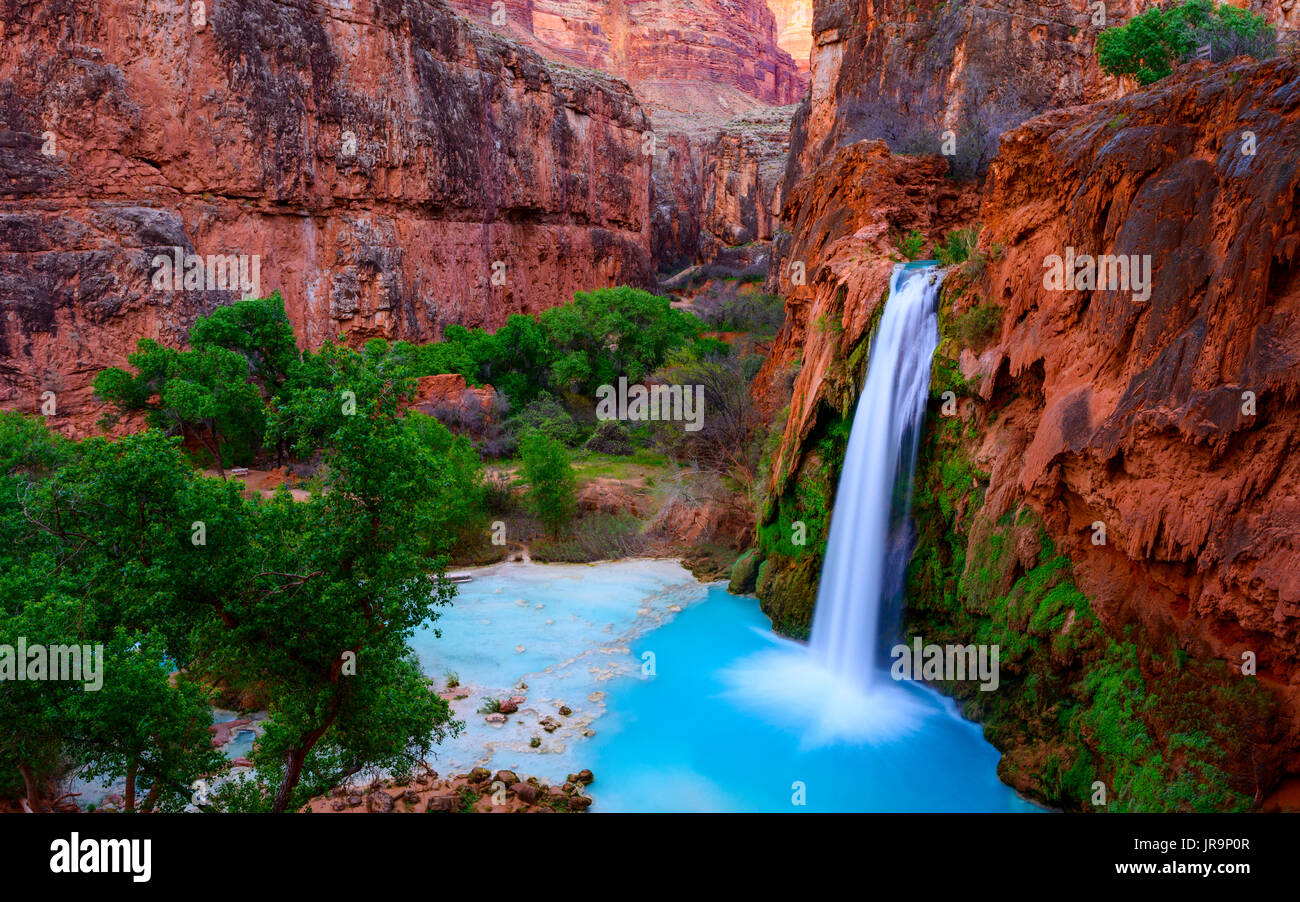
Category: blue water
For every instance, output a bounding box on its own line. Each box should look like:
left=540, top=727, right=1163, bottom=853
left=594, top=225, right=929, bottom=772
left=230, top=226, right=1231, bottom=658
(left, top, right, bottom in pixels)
left=413, top=560, right=1038, bottom=813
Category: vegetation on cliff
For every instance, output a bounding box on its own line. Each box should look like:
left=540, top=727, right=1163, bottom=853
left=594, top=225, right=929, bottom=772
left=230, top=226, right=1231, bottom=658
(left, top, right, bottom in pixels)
left=1097, top=0, right=1276, bottom=85
left=903, top=283, right=1281, bottom=812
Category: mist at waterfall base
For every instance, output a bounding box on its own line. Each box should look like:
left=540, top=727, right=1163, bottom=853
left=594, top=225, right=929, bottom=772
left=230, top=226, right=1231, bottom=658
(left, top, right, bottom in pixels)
left=414, top=264, right=1037, bottom=811
left=721, top=263, right=949, bottom=747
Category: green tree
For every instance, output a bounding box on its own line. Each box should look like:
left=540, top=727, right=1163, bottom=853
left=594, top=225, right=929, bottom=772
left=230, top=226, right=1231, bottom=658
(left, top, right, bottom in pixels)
left=539, top=286, right=703, bottom=395
left=188, top=293, right=301, bottom=394
left=69, top=635, right=225, bottom=812
left=1096, top=0, right=1275, bottom=85
left=520, top=431, right=577, bottom=537
left=94, top=340, right=264, bottom=475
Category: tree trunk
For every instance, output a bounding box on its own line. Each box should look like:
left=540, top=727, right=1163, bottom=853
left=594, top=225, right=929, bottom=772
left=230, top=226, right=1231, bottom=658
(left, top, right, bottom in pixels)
left=209, top=423, right=225, bottom=478
left=141, top=777, right=162, bottom=813
left=17, top=763, right=41, bottom=812
left=270, top=697, right=343, bottom=813
left=271, top=747, right=308, bottom=813
left=124, top=758, right=138, bottom=813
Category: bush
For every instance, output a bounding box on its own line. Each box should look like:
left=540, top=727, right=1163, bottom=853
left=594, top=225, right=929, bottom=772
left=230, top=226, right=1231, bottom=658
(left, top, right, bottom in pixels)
left=584, top=420, right=634, bottom=456
left=949, top=304, right=1003, bottom=346
left=935, top=228, right=980, bottom=267
left=699, top=293, right=786, bottom=336
left=519, top=432, right=577, bottom=537
left=895, top=229, right=926, bottom=261
left=530, top=513, right=646, bottom=563
left=1096, top=0, right=1275, bottom=85
left=509, top=391, right=585, bottom=447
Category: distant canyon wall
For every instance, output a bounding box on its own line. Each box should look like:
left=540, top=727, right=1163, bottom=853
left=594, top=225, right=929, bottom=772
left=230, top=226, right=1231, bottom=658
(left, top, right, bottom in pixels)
left=449, top=0, right=808, bottom=104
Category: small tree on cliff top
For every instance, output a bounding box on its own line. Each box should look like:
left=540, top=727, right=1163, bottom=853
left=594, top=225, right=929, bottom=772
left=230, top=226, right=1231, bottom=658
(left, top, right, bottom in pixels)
left=1096, top=0, right=1275, bottom=85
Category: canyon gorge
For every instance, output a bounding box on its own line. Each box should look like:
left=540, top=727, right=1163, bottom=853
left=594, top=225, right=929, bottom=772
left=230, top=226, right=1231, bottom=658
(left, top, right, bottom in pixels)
left=2, top=0, right=1299, bottom=814
left=1, top=0, right=809, bottom=432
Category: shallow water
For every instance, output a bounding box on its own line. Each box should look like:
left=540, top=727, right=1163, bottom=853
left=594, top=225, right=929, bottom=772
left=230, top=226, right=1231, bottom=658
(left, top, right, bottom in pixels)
left=412, top=559, right=1039, bottom=813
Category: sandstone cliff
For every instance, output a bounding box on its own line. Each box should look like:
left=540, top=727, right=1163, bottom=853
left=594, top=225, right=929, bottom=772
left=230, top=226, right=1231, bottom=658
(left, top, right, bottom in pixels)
left=450, top=0, right=808, bottom=105
left=766, top=0, right=814, bottom=73
left=972, top=55, right=1300, bottom=740
left=0, top=0, right=653, bottom=433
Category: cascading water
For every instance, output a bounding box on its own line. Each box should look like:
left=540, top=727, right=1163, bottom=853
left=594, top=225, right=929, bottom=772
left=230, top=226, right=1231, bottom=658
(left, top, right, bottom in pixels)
left=809, top=263, right=944, bottom=692
left=717, top=262, right=952, bottom=747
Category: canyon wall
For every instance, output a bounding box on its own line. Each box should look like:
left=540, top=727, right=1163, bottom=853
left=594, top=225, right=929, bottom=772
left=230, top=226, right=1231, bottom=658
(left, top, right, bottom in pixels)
left=786, top=0, right=1298, bottom=193
left=746, top=0, right=1300, bottom=805
left=972, top=55, right=1300, bottom=725
left=450, top=0, right=808, bottom=105
left=0, top=0, right=653, bottom=434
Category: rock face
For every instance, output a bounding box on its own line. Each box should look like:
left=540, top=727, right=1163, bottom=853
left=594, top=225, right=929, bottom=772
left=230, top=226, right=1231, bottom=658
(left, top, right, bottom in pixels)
left=759, top=140, right=976, bottom=486
left=786, top=0, right=1296, bottom=191
left=699, top=106, right=794, bottom=248
left=974, top=56, right=1300, bottom=736
left=447, top=1, right=812, bottom=275
left=0, top=0, right=652, bottom=428
left=450, top=0, right=807, bottom=105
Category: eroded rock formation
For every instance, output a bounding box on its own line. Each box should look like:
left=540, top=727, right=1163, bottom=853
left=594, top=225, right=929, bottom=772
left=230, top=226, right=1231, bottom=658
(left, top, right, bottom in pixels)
left=973, top=55, right=1300, bottom=732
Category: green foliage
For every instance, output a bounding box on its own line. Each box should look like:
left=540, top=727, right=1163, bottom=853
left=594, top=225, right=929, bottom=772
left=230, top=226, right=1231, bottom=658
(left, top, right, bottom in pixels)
left=905, top=410, right=1277, bottom=812
left=12, top=324, right=470, bottom=811
left=948, top=304, right=1003, bottom=346
left=1096, top=0, right=1275, bottom=85
left=95, top=339, right=265, bottom=473
left=934, top=228, right=980, bottom=267
left=520, top=432, right=578, bottom=537
left=538, top=286, right=702, bottom=396
left=509, top=391, right=585, bottom=447
left=896, top=229, right=926, bottom=261
left=188, top=293, right=300, bottom=393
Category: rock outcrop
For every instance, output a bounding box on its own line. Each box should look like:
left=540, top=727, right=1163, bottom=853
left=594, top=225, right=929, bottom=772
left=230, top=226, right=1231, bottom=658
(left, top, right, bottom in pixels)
left=0, top=0, right=652, bottom=429
left=973, top=55, right=1300, bottom=733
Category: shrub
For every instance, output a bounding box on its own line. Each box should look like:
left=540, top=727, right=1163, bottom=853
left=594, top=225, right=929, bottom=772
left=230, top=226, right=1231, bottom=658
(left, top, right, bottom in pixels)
left=1096, top=0, right=1275, bottom=85
left=530, top=513, right=646, bottom=563
left=934, top=228, right=980, bottom=267
left=699, top=293, right=785, bottom=336
left=949, top=304, right=1003, bottom=346
left=584, top=420, right=634, bottom=456
left=509, top=391, right=585, bottom=447
left=896, top=229, right=926, bottom=260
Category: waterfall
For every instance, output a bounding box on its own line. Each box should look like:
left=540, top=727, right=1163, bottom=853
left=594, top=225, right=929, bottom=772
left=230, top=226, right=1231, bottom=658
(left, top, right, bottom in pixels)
left=809, top=263, right=944, bottom=693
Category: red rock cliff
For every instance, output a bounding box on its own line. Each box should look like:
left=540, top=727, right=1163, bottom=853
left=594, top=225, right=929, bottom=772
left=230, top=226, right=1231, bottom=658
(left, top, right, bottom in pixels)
left=973, top=56, right=1300, bottom=742
left=0, top=0, right=652, bottom=432
left=450, top=0, right=808, bottom=105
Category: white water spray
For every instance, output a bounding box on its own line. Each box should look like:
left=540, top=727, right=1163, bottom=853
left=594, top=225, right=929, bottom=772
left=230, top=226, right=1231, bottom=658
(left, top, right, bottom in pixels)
left=809, top=263, right=944, bottom=692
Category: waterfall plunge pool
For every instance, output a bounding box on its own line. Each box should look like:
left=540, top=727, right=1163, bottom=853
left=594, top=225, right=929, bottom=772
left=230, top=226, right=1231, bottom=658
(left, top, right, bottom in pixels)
left=411, top=559, right=1039, bottom=813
